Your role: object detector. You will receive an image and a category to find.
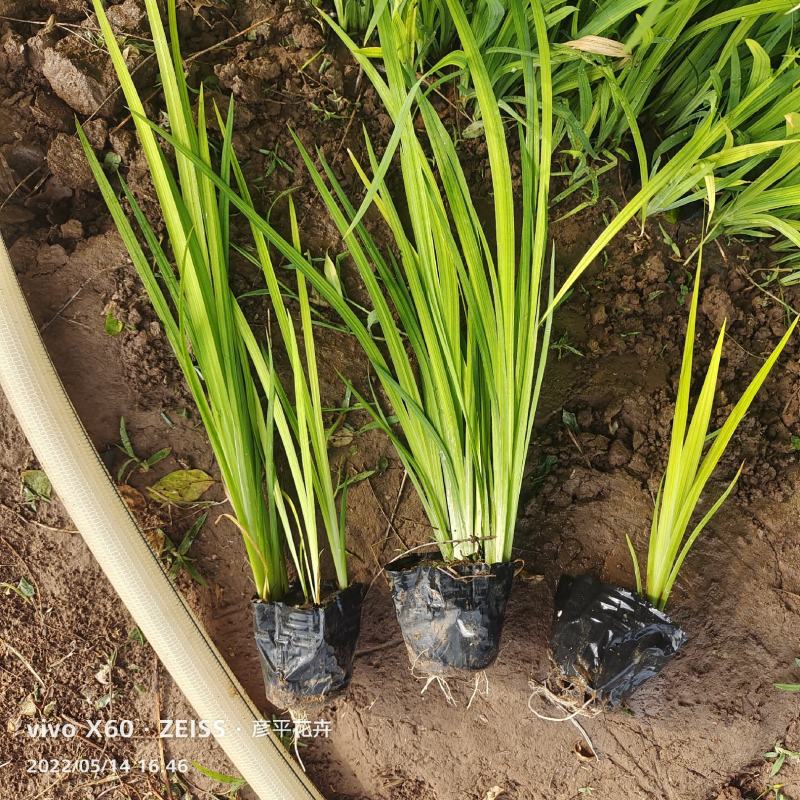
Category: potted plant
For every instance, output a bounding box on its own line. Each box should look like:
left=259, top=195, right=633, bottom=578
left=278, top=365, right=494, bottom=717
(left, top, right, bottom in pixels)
left=82, top=0, right=364, bottom=708
left=277, top=0, right=562, bottom=675
left=550, top=256, right=797, bottom=705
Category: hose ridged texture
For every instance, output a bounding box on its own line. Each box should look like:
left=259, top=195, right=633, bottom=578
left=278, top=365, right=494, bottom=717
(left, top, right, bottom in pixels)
left=0, top=232, right=324, bottom=800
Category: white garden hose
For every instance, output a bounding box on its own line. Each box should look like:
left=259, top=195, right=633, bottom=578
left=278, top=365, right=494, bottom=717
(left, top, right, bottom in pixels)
left=0, top=231, right=324, bottom=800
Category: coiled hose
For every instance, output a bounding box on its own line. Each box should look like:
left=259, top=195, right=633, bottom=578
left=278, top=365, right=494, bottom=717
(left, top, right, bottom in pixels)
left=0, top=231, right=324, bottom=800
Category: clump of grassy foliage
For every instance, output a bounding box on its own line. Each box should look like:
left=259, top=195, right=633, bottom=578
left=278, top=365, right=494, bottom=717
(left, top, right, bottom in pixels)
left=640, top=7, right=800, bottom=275
left=550, top=2, right=800, bottom=266
left=302, top=0, right=744, bottom=564
left=83, top=0, right=352, bottom=604
left=141, top=0, right=560, bottom=565
left=627, top=249, right=797, bottom=611
left=316, top=0, right=800, bottom=258
left=290, top=0, right=559, bottom=564
left=429, top=2, right=800, bottom=260
left=331, top=0, right=374, bottom=35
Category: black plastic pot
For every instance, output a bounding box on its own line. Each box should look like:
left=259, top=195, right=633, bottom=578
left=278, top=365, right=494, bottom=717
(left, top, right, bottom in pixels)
left=253, top=583, right=363, bottom=709
left=550, top=574, right=687, bottom=705
left=386, top=554, right=515, bottom=674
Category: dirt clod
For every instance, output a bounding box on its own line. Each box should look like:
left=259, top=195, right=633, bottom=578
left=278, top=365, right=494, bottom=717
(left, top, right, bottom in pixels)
left=46, top=132, right=95, bottom=190
left=42, top=37, right=122, bottom=116
left=702, top=283, right=737, bottom=330
left=591, top=303, right=607, bottom=325
left=607, top=439, right=631, bottom=467
left=105, top=0, right=146, bottom=31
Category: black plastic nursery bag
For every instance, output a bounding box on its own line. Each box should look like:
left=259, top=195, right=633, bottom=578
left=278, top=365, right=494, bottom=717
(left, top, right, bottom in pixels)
left=253, top=583, right=363, bottom=708
left=550, top=574, right=687, bottom=705
left=386, top=555, right=514, bottom=674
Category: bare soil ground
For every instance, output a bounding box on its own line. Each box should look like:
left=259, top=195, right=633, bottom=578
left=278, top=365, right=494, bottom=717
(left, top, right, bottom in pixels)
left=1, top=2, right=800, bottom=799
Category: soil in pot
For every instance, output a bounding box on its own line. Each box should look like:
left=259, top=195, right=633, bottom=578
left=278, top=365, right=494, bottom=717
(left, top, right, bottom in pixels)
left=253, top=582, right=364, bottom=709
left=386, top=553, right=515, bottom=675
left=549, top=573, right=687, bottom=706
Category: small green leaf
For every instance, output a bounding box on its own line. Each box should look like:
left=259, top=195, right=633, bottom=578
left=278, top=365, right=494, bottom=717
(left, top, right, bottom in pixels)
left=95, top=693, right=112, bottom=710
left=625, top=534, right=642, bottom=595
left=791, top=434, right=800, bottom=451
left=462, top=119, right=485, bottom=139
left=128, top=626, right=146, bottom=646
left=103, top=151, right=122, bottom=172
left=181, top=561, right=207, bottom=587
left=21, top=470, right=52, bottom=506
left=141, top=447, right=171, bottom=470
left=178, top=512, right=208, bottom=555
left=324, top=253, right=343, bottom=298
left=562, top=410, right=579, bottom=433
left=191, top=761, right=246, bottom=789
left=772, top=752, right=786, bottom=776
left=119, top=417, right=135, bottom=458
left=0, top=578, right=35, bottom=603
left=104, top=312, right=124, bottom=336
left=338, top=467, right=377, bottom=493
left=147, top=469, right=214, bottom=504
left=116, top=458, right=135, bottom=484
